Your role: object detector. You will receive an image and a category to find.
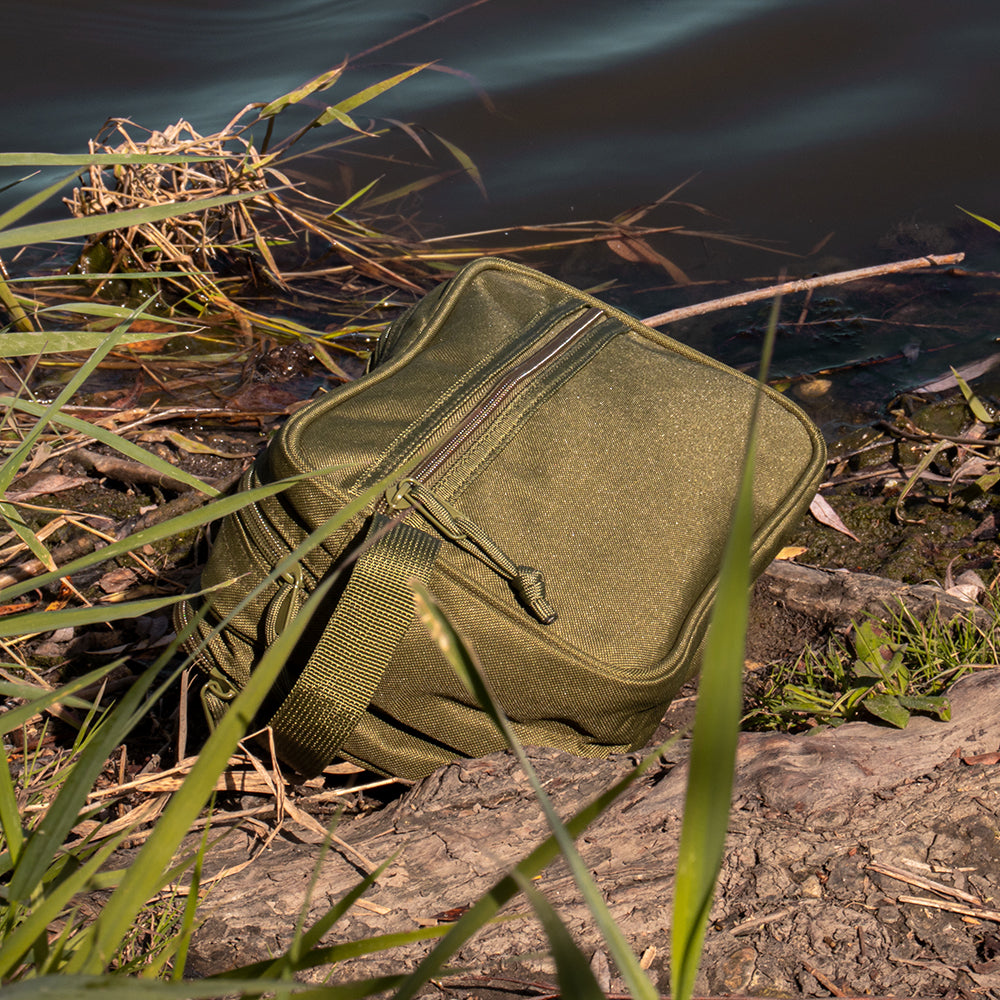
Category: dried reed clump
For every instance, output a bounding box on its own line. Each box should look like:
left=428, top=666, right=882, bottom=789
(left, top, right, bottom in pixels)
left=64, top=116, right=293, bottom=303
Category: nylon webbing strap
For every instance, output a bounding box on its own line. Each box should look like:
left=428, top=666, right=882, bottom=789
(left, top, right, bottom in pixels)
left=268, top=515, right=440, bottom=776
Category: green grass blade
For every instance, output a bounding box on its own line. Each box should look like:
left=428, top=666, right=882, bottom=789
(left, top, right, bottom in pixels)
left=315, top=63, right=430, bottom=123
left=0, top=975, right=322, bottom=999
left=670, top=294, right=781, bottom=1000
left=411, top=582, right=658, bottom=1000
left=0, top=171, right=79, bottom=233
left=75, top=477, right=394, bottom=973
left=4, top=640, right=183, bottom=903
left=0, top=395, right=220, bottom=497
left=956, top=204, right=1000, bottom=235
left=0, top=329, right=179, bottom=357
left=429, top=131, right=487, bottom=200
left=0, top=270, right=34, bottom=332
left=75, top=569, right=348, bottom=972
left=0, top=153, right=226, bottom=168
left=0, top=589, right=205, bottom=639
left=390, top=736, right=677, bottom=1000
left=0, top=303, right=148, bottom=495
left=514, top=873, right=608, bottom=1000
left=213, top=926, right=450, bottom=982
left=0, top=473, right=311, bottom=605
left=0, top=834, right=127, bottom=979
left=0, top=739, right=25, bottom=865
left=0, top=661, right=121, bottom=736
left=0, top=191, right=261, bottom=250
left=260, top=851, right=400, bottom=980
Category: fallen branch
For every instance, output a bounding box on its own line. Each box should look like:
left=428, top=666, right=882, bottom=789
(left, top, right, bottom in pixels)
left=641, top=252, right=965, bottom=327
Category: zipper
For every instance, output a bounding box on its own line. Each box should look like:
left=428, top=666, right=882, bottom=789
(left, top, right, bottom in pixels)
left=385, top=306, right=605, bottom=624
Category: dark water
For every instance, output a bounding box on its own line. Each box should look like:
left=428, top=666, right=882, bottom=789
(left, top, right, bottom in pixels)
left=6, top=0, right=1000, bottom=417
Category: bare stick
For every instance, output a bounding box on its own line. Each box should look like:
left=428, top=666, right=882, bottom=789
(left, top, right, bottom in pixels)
left=866, top=861, right=983, bottom=906
left=641, top=252, right=965, bottom=328
left=897, top=894, right=1000, bottom=923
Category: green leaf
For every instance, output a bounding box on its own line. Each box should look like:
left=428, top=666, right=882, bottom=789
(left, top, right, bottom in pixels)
left=315, top=63, right=431, bottom=124
left=0, top=328, right=178, bottom=357
left=0, top=190, right=262, bottom=250
left=898, top=694, right=952, bottom=721
left=429, top=130, right=487, bottom=200
left=952, top=366, right=994, bottom=424
left=957, top=204, right=1000, bottom=235
left=259, top=62, right=347, bottom=118
left=862, top=694, right=912, bottom=728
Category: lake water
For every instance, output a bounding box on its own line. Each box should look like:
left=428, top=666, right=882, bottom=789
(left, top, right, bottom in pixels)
left=5, top=0, right=1000, bottom=417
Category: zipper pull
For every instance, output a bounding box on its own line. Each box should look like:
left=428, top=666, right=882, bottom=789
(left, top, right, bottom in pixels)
left=264, top=564, right=305, bottom=645
left=388, top=478, right=558, bottom=625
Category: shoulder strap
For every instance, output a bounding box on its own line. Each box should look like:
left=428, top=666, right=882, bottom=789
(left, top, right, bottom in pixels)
left=268, top=515, right=440, bottom=776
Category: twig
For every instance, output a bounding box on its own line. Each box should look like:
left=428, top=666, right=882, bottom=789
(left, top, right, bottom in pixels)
left=897, top=894, right=1000, bottom=923
left=803, top=960, right=848, bottom=997
left=641, top=252, right=965, bottom=327
left=866, top=861, right=983, bottom=906
left=730, top=906, right=796, bottom=935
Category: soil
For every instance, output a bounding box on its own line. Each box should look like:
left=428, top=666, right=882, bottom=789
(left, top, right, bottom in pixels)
left=184, top=669, right=1000, bottom=999
left=7, top=362, right=1000, bottom=998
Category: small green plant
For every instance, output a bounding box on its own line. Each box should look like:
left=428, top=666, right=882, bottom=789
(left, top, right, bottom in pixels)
left=747, top=599, right=994, bottom=732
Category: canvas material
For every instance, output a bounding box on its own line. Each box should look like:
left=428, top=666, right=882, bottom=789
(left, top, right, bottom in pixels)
left=175, top=257, right=826, bottom=779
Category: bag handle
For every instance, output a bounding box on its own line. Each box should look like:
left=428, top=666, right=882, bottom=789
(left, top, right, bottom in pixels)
left=267, top=514, right=440, bottom=776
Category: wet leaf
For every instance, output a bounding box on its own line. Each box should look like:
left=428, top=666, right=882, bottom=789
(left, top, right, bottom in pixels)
left=607, top=236, right=690, bottom=283
left=895, top=439, right=951, bottom=524
left=160, top=429, right=256, bottom=458
left=952, top=367, right=995, bottom=424
left=430, top=131, right=487, bottom=201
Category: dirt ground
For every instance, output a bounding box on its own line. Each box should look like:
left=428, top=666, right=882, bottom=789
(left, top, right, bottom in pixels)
left=183, top=668, right=1000, bottom=999
left=9, top=369, right=1000, bottom=998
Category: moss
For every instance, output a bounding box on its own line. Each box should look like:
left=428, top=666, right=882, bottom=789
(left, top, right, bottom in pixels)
left=789, top=483, right=997, bottom=584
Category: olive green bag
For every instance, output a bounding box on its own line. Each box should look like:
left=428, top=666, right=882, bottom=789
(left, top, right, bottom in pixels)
left=176, top=257, right=825, bottom=780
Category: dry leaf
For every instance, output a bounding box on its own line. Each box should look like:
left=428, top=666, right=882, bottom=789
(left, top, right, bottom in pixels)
left=775, top=545, right=808, bottom=561
left=809, top=493, right=860, bottom=541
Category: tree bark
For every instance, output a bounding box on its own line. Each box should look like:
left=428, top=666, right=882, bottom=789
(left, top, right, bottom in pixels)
left=186, top=667, right=1000, bottom=999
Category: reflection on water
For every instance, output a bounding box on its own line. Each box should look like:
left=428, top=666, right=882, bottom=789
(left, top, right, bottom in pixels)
left=4, top=0, right=1000, bottom=408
